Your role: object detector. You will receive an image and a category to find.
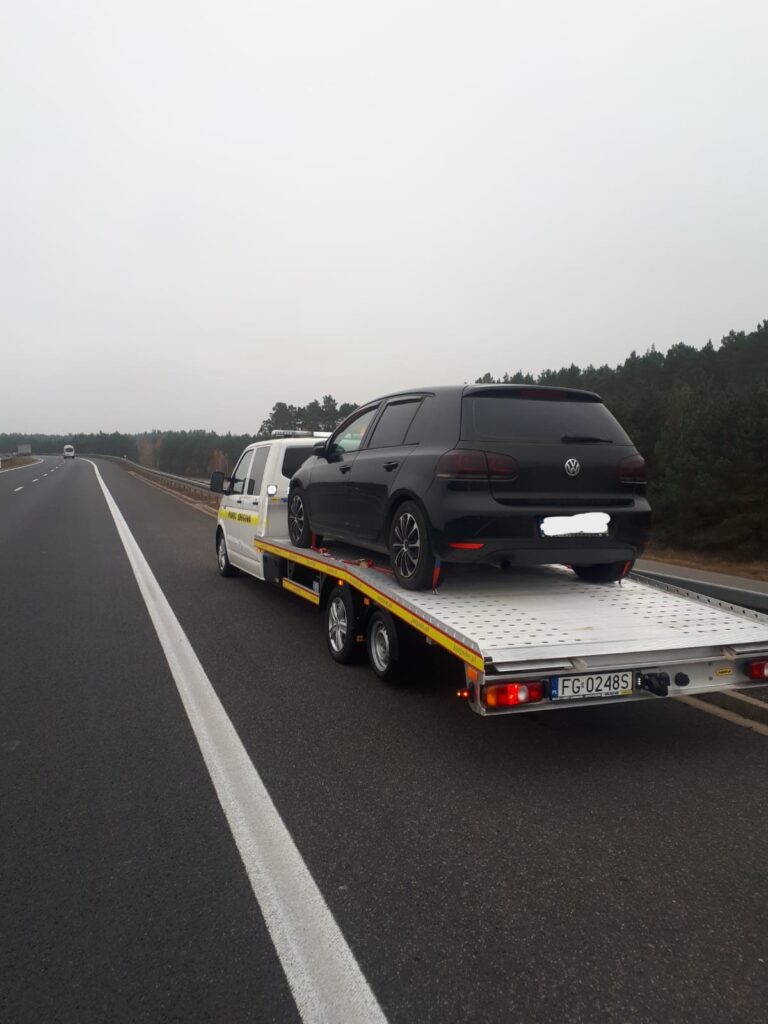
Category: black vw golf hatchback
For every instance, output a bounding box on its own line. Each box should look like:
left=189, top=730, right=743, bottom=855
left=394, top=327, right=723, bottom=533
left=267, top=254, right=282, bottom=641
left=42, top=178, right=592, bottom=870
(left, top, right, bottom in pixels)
left=288, top=385, right=650, bottom=590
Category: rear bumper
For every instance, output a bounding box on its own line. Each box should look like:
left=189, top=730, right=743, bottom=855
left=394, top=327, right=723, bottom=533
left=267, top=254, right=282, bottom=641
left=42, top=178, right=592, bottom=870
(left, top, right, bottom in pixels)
left=425, top=490, right=650, bottom=566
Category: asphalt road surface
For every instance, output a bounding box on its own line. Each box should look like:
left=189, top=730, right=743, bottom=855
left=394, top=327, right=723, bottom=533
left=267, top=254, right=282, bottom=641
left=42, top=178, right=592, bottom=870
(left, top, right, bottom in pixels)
left=2, top=456, right=767, bottom=1024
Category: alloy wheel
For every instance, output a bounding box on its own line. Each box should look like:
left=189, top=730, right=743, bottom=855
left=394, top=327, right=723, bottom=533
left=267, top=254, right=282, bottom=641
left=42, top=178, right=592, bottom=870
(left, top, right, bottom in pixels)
left=288, top=493, right=305, bottom=544
left=392, top=512, right=420, bottom=579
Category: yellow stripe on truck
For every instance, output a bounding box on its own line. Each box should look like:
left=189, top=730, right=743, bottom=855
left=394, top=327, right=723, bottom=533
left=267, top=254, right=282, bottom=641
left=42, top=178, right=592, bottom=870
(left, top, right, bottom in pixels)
left=219, top=509, right=260, bottom=526
left=255, top=539, right=485, bottom=671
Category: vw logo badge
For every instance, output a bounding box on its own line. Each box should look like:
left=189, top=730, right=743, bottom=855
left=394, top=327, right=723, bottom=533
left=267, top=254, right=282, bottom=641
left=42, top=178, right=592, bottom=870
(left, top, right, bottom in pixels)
left=564, top=458, right=581, bottom=477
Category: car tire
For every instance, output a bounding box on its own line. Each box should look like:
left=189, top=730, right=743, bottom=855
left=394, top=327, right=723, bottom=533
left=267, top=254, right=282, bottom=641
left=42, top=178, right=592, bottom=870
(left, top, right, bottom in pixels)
left=217, top=531, right=238, bottom=577
left=573, top=560, right=633, bottom=583
left=366, top=609, right=402, bottom=681
left=389, top=501, right=437, bottom=591
left=325, top=585, right=359, bottom=664
left=288, top=489, right=312, bottom=548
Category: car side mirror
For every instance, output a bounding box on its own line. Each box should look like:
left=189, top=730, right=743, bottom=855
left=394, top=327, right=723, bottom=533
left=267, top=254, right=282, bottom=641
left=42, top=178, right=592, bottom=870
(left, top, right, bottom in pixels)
left=313, top=440, right=328, bottom=457
left=210, top=471, right=225, bottom=493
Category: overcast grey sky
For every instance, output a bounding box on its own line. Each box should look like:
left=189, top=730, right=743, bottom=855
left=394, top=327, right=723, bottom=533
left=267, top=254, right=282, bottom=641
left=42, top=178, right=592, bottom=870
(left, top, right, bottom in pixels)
left=2, top=1, right=767, bottom=433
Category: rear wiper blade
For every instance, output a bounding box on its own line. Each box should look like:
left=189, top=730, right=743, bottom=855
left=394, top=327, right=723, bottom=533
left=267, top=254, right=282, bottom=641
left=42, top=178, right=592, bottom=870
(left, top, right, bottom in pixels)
left=561, top=434, right=613, bottom=444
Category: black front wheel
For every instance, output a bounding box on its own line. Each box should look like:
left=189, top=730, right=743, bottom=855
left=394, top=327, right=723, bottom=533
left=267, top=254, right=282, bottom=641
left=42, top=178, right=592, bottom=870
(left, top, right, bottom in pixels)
left=388, top=501, right=437, bottom=591
left=573, top=560, right=633, bottom=583
left=217, top=531, right=238, bottom=577
left=288, top=489, right=312, bottom=548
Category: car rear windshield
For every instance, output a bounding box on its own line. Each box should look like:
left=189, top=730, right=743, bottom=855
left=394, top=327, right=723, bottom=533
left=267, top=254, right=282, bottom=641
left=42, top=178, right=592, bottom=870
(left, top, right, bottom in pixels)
left=281, top=446, right=313, bottom=479
left=461, top=393, right=631, bottom=444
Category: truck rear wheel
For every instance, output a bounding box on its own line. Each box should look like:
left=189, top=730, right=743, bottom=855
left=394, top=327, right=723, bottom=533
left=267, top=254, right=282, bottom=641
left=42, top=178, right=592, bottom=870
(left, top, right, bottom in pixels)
left=325, top=585, right=359, bottom=664
left=366, top=609, right=402, bottom=681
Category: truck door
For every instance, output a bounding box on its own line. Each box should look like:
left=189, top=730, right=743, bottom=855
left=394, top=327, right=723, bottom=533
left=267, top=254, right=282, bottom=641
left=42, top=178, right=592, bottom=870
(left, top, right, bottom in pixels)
left=235, top=445, right=270, bottom=573
left=219, top=448, right=254, bottom=564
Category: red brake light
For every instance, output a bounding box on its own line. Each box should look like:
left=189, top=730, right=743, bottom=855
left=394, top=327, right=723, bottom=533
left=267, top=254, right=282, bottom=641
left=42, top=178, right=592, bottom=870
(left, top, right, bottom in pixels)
left=618, top=454, right=646, bottom=483
left=747, top=660, right=768, bottom=680
left=484, top=681, right=544, bottom=707
left=436, top=450, right=519, bottom=480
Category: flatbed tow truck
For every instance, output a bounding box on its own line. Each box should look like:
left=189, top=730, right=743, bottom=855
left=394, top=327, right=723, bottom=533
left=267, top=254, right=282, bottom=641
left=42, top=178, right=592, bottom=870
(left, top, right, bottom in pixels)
left=214, top=435, right=768, bottom=716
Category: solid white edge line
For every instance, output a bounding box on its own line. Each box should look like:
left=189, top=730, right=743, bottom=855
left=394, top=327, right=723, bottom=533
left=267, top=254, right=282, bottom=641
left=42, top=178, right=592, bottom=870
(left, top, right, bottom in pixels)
left=85, top=460, right=387, bottom=1024
left=679, top=696, right=768, bottom=737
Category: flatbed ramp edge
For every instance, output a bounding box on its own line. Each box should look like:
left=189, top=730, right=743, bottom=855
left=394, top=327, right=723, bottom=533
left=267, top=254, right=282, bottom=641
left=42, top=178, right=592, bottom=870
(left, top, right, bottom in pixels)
left=255, top=537, right=768, bottom=716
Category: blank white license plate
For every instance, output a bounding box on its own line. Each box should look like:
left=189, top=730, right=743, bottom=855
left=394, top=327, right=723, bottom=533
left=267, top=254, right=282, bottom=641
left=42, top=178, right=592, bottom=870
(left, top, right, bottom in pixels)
left=551, top=671, right=634, bottom=701
left=539, top=512, right=610, bottom=537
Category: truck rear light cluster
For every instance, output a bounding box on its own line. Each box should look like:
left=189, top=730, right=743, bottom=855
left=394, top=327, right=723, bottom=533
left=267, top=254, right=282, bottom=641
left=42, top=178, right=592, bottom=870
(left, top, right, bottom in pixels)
left=484, top=681, right=544, bottom=707
left=618, top=454, right=646, bottom=483
left=436, top=450, right=520, bottom=481
left=747, top=660, right=768, bottom=680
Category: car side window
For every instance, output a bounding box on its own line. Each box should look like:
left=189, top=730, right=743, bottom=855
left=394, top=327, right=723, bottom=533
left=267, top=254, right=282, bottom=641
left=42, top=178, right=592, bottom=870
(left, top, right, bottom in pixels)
left=330, top=407, right=379, bottom=454
left=367, top=399, right=421, bottom=448
left=247, top=447, right=269, bottom=495
left=281, top=446, right=312, bottom=479
left=403, top=396, right=434, bottom=444
left=229, top=450, right=253, bottom=495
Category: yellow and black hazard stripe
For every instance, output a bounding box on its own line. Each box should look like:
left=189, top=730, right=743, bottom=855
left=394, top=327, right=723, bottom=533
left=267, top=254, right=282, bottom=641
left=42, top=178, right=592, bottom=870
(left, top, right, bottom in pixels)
left=254, top=539, right=484, bottom=671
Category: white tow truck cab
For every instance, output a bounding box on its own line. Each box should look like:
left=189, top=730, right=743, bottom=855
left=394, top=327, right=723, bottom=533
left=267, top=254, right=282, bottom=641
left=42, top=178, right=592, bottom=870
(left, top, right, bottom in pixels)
left=63, top=445, right=75, bottom=459
left=213, top=435, right=768, bottom=716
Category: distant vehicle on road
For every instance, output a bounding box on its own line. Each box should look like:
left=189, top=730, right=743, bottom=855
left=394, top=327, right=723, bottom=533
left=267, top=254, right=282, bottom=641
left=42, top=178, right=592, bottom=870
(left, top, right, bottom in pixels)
left=63, top=445, right=75, bottom=459
left=16, top=443, right=32, bottom=456
left=288, top=385, right=651, bottom=589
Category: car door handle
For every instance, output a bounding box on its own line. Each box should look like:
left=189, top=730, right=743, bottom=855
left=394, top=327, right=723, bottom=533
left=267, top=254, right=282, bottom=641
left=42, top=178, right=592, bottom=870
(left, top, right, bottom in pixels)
left=339, top=465, right=352, bottom=474
left=383, top=461, right=399, bottom=471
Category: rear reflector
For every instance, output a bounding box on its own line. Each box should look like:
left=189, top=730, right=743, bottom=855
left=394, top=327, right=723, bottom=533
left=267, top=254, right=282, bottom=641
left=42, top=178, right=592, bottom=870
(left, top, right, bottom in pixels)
left=448, top=542, right=485, bottom=550
left=484, top=681, right=544, bottom=707
left=436, top=450, right=520, bottom=481
left=747, top=660, right=768, bottom=680
left=618, top=454, right=646, bottom=483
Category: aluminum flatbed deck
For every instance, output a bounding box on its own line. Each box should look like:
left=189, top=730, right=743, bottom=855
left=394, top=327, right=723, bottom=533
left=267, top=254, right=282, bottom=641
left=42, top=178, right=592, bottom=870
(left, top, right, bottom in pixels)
left=255, top=537, right=768, bottom=715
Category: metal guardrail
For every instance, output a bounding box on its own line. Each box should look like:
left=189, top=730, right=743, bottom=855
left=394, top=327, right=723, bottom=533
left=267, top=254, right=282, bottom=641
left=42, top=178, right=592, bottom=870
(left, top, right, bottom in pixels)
left=633, top=569, right=768, bottom=616
left=85, top=454, right=212, bottom=494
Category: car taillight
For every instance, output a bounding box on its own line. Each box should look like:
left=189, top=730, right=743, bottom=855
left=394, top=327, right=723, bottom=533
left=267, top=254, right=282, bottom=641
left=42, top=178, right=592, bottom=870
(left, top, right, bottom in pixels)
left=436, top=450, right=520, bottom=480
left=618, top=454, right=646, bottom=483
left=747, top=660, right=768, bottom=680
left=484, top=681, right=544, bottom=707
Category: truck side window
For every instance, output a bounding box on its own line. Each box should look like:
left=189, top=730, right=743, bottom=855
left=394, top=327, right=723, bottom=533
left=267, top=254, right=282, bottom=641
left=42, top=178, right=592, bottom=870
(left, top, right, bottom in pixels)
left=230, top=451, right=253, bottom=495
left=247, top=447, right=269, bottom=496
left=281, top=447, right=312, bottom=479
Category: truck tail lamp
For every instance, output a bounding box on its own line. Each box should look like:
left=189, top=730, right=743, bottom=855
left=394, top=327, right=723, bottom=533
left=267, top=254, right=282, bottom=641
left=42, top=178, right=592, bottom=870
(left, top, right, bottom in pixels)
left=746, top=660, right=768, bottom=680
left=484, top=681, right=544, bottom=708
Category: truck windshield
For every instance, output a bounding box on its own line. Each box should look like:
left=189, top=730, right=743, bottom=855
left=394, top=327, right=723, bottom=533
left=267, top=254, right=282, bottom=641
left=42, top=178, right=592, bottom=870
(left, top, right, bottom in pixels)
left=461, top=394, right=631, bottom=444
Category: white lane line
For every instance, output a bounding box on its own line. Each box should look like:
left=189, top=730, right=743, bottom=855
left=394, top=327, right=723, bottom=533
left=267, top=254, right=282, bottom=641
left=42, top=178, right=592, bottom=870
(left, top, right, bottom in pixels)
left=14, top=486, right=23, bottom=492
left=85, top=460, right=387, bottom=1024
left=680, top=696, right=768, bottom=737
left=32, top=478, right=39, bottom=483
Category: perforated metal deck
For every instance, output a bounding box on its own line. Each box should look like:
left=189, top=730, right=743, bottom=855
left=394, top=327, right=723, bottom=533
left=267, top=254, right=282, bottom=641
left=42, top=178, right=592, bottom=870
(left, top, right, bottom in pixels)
left=261, top=539, right=768, bottom=669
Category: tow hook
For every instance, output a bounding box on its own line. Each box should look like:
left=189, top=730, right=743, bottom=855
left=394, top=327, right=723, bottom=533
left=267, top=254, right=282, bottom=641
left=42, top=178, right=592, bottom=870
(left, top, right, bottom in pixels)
left=638, top=672, right=670, bottom=697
